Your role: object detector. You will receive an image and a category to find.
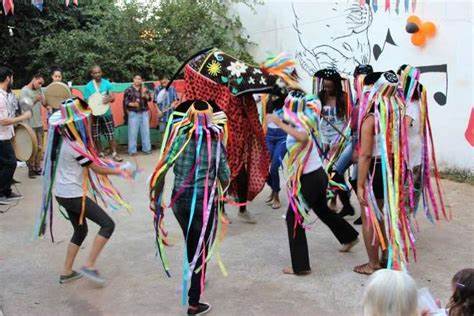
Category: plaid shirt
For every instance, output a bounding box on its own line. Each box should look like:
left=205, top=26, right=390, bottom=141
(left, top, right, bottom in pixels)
left=123, top=85, right=150, bottom=113
left=171, top=134, right=230, bottom=191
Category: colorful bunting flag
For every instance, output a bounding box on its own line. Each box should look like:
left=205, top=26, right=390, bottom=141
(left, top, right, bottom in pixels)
left=2, top=0, right=14, bottom=15
left=465, top=107, right=474, bottom=147
left=65, top=0, right=78, bottom=7
left=32, top=0, right=44, bottom=12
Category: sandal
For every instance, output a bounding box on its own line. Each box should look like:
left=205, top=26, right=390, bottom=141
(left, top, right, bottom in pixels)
left=353, top=263, right=381, bottom=275
left=282, top=266, right=311, bottom=275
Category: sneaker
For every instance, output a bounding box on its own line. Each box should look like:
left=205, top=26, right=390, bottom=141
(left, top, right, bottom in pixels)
left=11, top=178, right=21, bottom=184
left=5, top=192, right=23, bottom=201
left=238, top=211, right=257, bottom=224
left=112, top=152, right=123, bottom=162
left=59, top=270, right=83, bottom=284
left=142, top=151, right=152, bottom=155
left=187, top=302, right=211, bottom=315
left=80, top=267, right=105, bottom=286
left=354, top=216, right=362, bottom=225
left=0, top=196, right=12, bottom=205
left=99, top=152, right=106, bottom=158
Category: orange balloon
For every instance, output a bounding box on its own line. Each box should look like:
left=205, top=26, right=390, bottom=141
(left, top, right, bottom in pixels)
left=421, top=21, right=437, bottom=37
left=411, top=32, right=426, bottom=46
left=407, top=15, right=422, bottom=27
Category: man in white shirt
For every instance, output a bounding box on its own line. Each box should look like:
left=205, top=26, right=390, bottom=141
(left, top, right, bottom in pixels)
left=0, top=67, right=32, bottom=204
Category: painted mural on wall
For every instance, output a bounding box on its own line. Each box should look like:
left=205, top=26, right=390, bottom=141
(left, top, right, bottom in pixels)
left=292, top=0, right=448, bottom=106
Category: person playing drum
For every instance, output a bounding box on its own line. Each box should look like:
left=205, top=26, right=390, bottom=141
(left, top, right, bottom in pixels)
left=83, top=65, right=123, bottom=162
left=0, top=66, right=32, bottom=205
left=20, top=73, right=46, bottom=179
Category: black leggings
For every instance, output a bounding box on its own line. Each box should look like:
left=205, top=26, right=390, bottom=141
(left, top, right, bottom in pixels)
left=286, top=167, right=359, bottom=273
left=56, top=196, right=115, bottom=246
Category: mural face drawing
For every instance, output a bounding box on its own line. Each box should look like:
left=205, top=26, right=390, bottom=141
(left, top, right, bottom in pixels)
left=293, top=1, right=373, bottom=76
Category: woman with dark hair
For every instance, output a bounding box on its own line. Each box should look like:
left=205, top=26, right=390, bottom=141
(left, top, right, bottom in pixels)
left=314, top=68, right=348, bottom=152
left=330, top=65, right=374, bottom=221
left=447, top=268, right=474, bottom=316
left=267, top=90, right=359, bottom=275
left=50, top=67, right=63, bottom=83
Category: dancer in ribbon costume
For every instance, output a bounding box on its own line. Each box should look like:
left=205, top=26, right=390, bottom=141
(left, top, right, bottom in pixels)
left=149, top=100, right=230, bottom=315
left=354, top=71, right=414, bottom=275
left=313, top=68, right=356, bottom=218
left=331, top=65, right=374, bottom=224
left=266, top=88, right=359, bottom=275
left=398, top=65, right=447, bottom=220
left=36, top=98, right=133, bottom=285
left=182, top=48, right=285, bottom=224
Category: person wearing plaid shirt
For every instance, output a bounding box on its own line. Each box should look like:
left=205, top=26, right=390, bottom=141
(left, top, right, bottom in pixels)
left=123, top=75, right=152, bottom=155
left=171, top=132, right=230, bottom=313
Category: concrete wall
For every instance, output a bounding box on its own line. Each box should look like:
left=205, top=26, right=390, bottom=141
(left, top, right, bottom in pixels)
left=236, top=0, right=473, bottom=172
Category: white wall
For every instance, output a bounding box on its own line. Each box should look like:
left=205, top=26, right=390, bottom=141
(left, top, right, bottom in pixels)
left=236, top=0, right=474, bottom=172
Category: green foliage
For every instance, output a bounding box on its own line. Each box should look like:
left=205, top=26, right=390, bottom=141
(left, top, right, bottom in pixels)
left=440, top=168, right=474, bottom=185
left=0, top=0, right=257, bottom=87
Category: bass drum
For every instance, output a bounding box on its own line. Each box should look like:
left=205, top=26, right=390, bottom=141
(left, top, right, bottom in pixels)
left=12, top=123, right=38, bottom=162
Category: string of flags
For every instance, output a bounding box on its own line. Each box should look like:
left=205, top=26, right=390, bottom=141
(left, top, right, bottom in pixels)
left=359, top=0, right=417, bottom=13
left=1, top=0, right=78, bottom=15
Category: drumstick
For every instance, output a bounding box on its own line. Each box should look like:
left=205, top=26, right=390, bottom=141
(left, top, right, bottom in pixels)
left=319, top=113, right=348, bottom=140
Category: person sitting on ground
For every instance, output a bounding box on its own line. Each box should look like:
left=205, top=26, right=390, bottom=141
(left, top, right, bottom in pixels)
left=363, top=269, right=419, bottom=316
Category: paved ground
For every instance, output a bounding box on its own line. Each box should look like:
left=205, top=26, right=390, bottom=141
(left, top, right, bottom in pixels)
left=1, top=152, right=473, bottom=316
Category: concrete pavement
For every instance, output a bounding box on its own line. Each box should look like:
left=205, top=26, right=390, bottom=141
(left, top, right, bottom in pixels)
left=1, top=152, right=473, bottom=315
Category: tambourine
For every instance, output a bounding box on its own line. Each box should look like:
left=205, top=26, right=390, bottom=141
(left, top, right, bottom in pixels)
left=88, top=92, right=110, bottom=116
left=12, top=123, right=38, bottom=161
left=44, top=82, right=72, bottom=109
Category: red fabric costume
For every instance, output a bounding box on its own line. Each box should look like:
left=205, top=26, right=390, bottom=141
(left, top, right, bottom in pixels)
left=184, top=65, right=269, bottom=201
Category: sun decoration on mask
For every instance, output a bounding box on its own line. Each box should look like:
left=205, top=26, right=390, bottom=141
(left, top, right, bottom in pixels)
left=207, top=60, right=222, bottom=77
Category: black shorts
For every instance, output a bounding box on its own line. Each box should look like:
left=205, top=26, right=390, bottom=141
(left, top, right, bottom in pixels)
left=370, top=159, right=384, bottom=200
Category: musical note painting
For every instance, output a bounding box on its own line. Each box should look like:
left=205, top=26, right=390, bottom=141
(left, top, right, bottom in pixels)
left=292, top=0, right=449, bottom=106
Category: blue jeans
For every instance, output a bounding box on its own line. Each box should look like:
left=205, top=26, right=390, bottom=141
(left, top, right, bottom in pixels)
left=334, top=141, right=354, bottom=175
left=265, top=127, right=287, bottom=192
left=128, top=111, right=151, bottom=154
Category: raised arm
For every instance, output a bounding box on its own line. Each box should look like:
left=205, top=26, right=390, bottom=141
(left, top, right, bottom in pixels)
left=267, top=113, right=309, bottom=143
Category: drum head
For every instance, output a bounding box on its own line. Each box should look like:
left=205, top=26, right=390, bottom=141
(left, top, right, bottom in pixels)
left=87, top=92, right=103, bottom=107
left=12, top=124, right=38, bottom=161
left=88, top=92, right=109, bottom=116
left=45, top=82, right=71, bottom=109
